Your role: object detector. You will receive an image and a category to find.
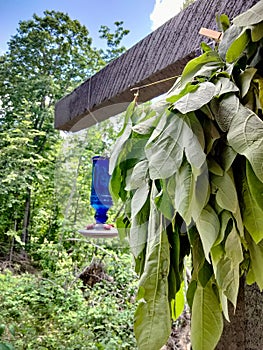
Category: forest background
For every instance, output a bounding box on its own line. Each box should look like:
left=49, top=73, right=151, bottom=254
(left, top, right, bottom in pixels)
left=0, top=8, right=139, bottom=350
left=0, top=1, right=194, bottom=349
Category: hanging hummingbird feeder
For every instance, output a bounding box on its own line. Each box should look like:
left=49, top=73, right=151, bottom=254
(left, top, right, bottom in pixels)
left=78, top=156, right=118, bottom=238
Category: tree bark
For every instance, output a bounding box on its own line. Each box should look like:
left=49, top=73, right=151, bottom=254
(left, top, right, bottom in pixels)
left=216, top=278, right=263, bottom=350
left=244, top=282, right=263, bottom=350
left=21, top=187, right=31, bottom=245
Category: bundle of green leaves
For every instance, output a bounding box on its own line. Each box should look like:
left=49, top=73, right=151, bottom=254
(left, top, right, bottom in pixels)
left=109, top=1, right=263, bottom=349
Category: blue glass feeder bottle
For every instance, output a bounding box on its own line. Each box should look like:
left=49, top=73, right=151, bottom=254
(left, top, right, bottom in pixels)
left=90, top=156, right=112, bottom=224
left=78, top=156, right=118, bottom=238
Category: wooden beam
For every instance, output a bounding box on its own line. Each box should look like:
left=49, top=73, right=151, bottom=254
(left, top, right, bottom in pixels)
left=55, top=0, right=258, bottom=132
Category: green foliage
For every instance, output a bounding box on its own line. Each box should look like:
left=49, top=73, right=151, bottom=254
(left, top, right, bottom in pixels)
left=99, top=21, right=130, bottom=62
left=0, top=10, right=101, bottom=247
left=110, top=3, right=263, bottom=349
left=0, top=241, right=137, bottom=349
left=0, top=10, right=132, bottom=349
left=134, top=185, right=171, bottom=350
left=0, top=10, right=128, bottom=252
left=191, top=281, right=223, bottom=350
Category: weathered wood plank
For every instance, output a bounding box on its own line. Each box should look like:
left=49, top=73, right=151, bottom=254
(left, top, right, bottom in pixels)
left=55, top=0, right=259, bottom=131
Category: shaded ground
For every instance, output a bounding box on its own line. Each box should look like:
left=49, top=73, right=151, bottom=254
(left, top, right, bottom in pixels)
left=0, top=251, right=37, bottom=274
left=79, top=258, right=113, bottom=288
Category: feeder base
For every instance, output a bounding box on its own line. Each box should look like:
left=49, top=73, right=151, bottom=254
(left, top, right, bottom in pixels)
left=78, top=223, right=118, bottom=238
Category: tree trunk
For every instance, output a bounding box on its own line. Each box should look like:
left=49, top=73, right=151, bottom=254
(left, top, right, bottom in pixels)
left=9, top=219, right=17, bottom=263
left=21, top=187, right=31, bottom=245
left=216, top=278, right=263, bottom=350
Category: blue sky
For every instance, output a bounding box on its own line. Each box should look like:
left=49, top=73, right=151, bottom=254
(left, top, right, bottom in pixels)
left=0, top=0, right=185, bottom=54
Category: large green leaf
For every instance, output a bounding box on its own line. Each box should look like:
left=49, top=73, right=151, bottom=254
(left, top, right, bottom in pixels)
left=211, top=171, right=238, bottom=213
left=211, top=244, right=224, bottom=272
left=196, top=205, right=220, bottom=262
left=146, top=108, right=168, bottom=145
left=246, top=160, right=263, bottom=212
left=214, top=76, right=239, bottom=97
left=166, top=81, right=199, bottom=104
left=118, top=100, right=136, bottom=135
left=125, top=160, right=149, bottom=191
left=215, top=256, right=240, bottom=308
left=214, top=224, right=242, bottom=308
left=198, top=260, right=213, bottom=288
left=132, top=112, right=160, bottom=136
left=210, top=93, right=239, bottom=132
left=218, top=14, right=230, bottom=32
left=145, top=125, right=183, bottom=179
left=109, top=102, right=136, bottom=174
left=109, top=165, right=121, bottom=203
left=155, top=180, right=176, bottom=221
left=218, top=288, right=230, bottom=322
left=131, top=183, right=150, bottom=218
left=145, top=112, right=206, bottom=179
left=186, top=279, right=197, bottom=309
left=167, top=223, right=181, bottom=299
left=174, top=281, right=185, bottom=320
left=110, top=133, right=149, bottom=203
left=181, top=51, right=223, bottom=85
left=191, top=167, right=211, bottom=225
left=251, top=21, right=263, bottom=42
left=220, top=143, right=237, bottom=172
left=175, top=160, right=209, bottom=225
left=214, top=211, right=233, bottom=246
left=227, top=103, right=263, bottom=182
left=191, top=282, right=223, bottom=350
left=246, top=232, right=263, bottom=291
left=202, top=119, right=221, bottom=154
left=168, top=225, right=185, bottom=320
left=109, top=122, right=132, bottom=174
left=218, top=25, right=242, bottom=60
left=130, top=214, right=148, bottom=258
left=183, top=111, right=206, bottom=152
left=190, top=226, right=206, bottom=278
left=226, top=28, right=250, bottom=63
left=225, top=224, right=243, bottom=266
left=233, top=1, right=263, bottom=26
left=171, top=82, right=216, bottom=114
left=237, top=67, right=257, bottom=98
left=115, top=214, right=130, bottom=241
left=208, top=158, right=224, bottom=176
left=174, top=160, right=192, bottom=222
left=128, top=173, right=150, bottom=258
left=134, top=185, right=171, bottom=350
left=241, top=165, right=263, bottom=243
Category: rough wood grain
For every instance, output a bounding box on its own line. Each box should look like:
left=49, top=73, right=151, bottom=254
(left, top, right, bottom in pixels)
left=55, top=0, right=259, bottom=131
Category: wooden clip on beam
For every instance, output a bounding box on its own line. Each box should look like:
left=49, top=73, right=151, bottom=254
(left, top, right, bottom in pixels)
left=199, top=27, right=222, bottom=41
